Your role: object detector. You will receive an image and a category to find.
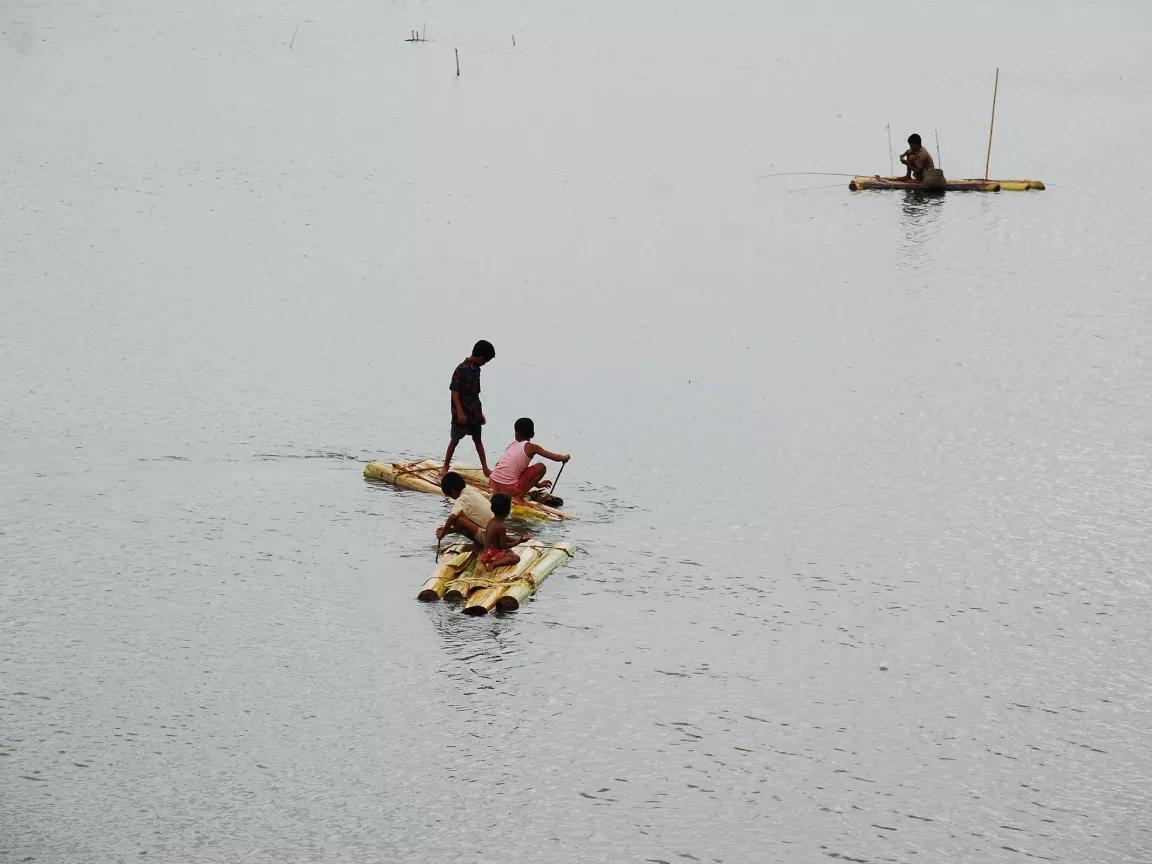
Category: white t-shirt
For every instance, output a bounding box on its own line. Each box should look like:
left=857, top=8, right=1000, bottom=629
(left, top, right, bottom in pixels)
left=451, top=487, right=492, bottom=539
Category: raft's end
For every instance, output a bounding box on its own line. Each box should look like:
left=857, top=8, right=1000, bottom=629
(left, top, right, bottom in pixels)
left=461, top=604, right=488, bottom=617
left=417, top=587, right=441, bottom=602
left=495, top=595, right=520, bottom=613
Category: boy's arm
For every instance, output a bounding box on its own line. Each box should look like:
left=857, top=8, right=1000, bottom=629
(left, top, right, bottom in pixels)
left=525, top=443, right=570, bottom=462
left=436, top=512, right=459, bottom=539
left=503, top=531, right=529, bottom=549
left=451, top=391, right=467, bottom=423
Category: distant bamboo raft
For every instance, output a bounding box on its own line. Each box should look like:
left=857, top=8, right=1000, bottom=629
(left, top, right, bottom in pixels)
left=363, top=458, right=574, bottom=521
left=418, top=540, right=576, bottom=615
left=849, top=175, right=1045, bottom=192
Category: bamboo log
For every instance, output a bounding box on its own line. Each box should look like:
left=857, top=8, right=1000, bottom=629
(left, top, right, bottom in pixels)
left=462, top=585, right=509, bottom=616
left=461, top=545, right=545, bottom=615
left=417, top=548, right=474, bottom=601
left=364, top=460, right=441, bottom=494
left=417, top=566, right=454, bottom=601
left=442, top=577, right=473, bottom=602
left=495, top=542, right=576, bottom=612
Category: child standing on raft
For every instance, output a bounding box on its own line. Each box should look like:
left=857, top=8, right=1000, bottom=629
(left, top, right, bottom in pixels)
left=442, top=340, right=495, bottom=477
left=489, top=417, right=570, bottom=499
left=481, top=493, right=529, bottom=569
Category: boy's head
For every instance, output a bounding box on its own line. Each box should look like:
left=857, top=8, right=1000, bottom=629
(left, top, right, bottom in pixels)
left=514, top=417, right=535, bottom=440
left=907, top=133, right=922, bottom=150
left=440, top=471, right=466, bottom=498
left=471, top=340, right=496, bottom=364
left=490, top=493, right=512, bottom=520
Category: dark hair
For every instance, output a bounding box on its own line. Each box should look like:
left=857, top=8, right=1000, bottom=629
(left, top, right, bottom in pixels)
left=514, top=417, right=535, bottom=439
left=490, top=492, right=512, bottom=519
left=440, top=472, right=466, bottom=496
left=907, top=133, right=922, bottom=147
left=472, top=340, right=495, bottom=360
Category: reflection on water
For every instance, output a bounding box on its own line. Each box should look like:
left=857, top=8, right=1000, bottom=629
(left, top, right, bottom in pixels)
left=899, top=190, right=946, bottom=270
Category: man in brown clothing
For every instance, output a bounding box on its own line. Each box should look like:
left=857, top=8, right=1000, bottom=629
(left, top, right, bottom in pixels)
left=899, top=133, right=935, bottom=180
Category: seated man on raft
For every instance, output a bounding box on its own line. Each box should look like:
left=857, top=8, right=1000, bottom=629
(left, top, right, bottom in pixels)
left=899, top=133, right=935, bottom=181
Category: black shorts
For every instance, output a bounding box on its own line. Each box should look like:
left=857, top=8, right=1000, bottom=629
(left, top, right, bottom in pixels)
left=450, top=420, right=482, bottom=441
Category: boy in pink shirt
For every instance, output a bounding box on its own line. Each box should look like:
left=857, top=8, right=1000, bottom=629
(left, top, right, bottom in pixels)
left=488, top=417, right=570, bottom=499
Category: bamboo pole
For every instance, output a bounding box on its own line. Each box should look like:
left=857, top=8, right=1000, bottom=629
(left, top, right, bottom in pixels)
left=886, top=124, right=893, bottom=178
left=462, top=545, right=545, bottom=615
left=462, top=585, right=508, bottom=616
left=495, top=543, right=575, bottom=612
left=455, top=49, right=460, bottom=77
left=418, top=548, right=473, bottom=601
left=442, top=581, right=470, bottom=602
left=984, top=68, right=999, bottom=181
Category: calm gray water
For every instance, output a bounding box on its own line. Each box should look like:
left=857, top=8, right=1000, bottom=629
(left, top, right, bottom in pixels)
left=3, top=1, right=1151, bottom=861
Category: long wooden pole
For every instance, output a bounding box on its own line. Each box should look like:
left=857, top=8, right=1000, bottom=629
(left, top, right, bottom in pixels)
left=886, top=124, right=894, bottom=177
left=984, top=68, right=999, bottom=180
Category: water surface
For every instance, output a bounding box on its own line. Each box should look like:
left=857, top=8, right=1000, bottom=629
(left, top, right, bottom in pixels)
left=3, top=1, right=1151, bottom=862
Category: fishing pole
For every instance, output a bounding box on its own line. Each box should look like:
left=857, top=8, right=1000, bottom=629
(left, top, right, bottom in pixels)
left=787, top=182, right=852, bottom=193
left=755, top=172, right=859, bottom=180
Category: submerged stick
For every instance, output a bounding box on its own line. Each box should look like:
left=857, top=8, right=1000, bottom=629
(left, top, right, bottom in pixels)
left=455, top=48, right=460, bottom=76
left=984, top=68, right=999, bottom=180
left=290, top=24, right=300, bottom=50
left=550, top=462, right=567, bottom=498
left=512, top=35, right=516, bottom=46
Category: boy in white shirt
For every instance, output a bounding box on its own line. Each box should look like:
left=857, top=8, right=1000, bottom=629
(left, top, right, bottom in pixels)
left=436, top=472, right=492, bottom=549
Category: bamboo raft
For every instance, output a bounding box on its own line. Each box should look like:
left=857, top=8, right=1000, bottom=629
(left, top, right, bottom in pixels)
left=849, top=175, right=1045, bottom=192
left=363, top=458, right=574, bottom=521
left=419, top=540, right=576, bottom=615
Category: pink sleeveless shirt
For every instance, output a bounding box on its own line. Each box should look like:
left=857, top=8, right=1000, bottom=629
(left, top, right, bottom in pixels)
left=490, top=440, right=532, bottom=485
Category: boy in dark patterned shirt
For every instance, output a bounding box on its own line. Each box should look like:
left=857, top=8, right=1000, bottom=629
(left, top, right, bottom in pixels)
left=441, top=340, right=496, bottom=477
